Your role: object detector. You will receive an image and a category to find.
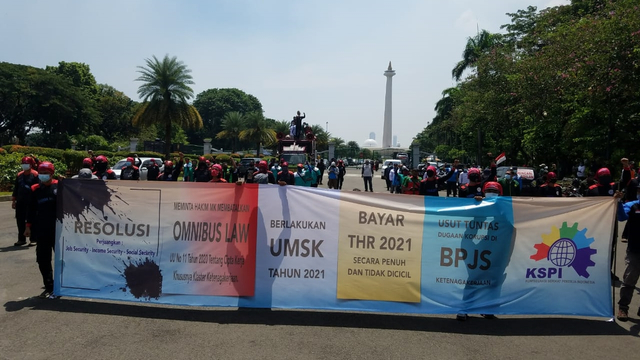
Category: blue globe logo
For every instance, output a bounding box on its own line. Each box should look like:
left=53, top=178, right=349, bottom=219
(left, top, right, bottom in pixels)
left=547, top=238, right=577, bottom=267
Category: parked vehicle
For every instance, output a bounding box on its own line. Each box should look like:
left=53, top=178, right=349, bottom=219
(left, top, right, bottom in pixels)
left=111, top=157, right=164, bottom=180
left=381, top=159, right=402, bottom=179
left=496, top=166, right=537, bottom=196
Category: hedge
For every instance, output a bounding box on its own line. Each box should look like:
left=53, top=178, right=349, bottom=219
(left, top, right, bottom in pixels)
left=0, top=152, right=68, bottom=191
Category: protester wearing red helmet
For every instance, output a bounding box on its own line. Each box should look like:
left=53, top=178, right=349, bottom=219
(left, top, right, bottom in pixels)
left=12, top=156, right=40, bottom=246
left=483, top=181, right=503, bottom=197
left=459, top=158, right=497, bottom=199
left=146, top=158, right=160, bottom=181
left=538, top=171, right=562, bottom=197
left=192, top=156, right=212, bottom=182
left=277, top=162, right=295, bottom=186
left=209, top=164, right=227, bottom=183
left=587, top=167, right=623, bottom=196
left=24, top=162, right=58, bottom=298
left=420, top=160, right=460, bottom=196
left=294, top=163, right=313, bottom=187
left=254, top=160, right=276, bottom=184
left=82, top=157, right=93, bottom=170
left=93, top=155, right=117, bottom=180
left=158, top=153, right=184, bottom=181
left=120, top=156, right=140, bottom=181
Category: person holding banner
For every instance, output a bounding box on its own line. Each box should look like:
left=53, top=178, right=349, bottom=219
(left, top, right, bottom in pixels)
left=277, top=162, right=295, bottom=186
left=538, top=172, right=562, bottom=197
left=614, top=188, right=640, bottom=321
left=24, top=162, right=58, bottom=299
left=193, top=157, right=212, bottom=182
left=254, top=161, right=276, bottom=184
left=459, top=158, right=496, bottom=199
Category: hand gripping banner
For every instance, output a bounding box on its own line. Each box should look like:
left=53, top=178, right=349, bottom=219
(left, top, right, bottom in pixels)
left=54, top=180, right=614, bottom=317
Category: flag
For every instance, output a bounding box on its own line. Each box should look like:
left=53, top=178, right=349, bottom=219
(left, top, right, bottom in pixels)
left=495, top=152, right=506, bottom=165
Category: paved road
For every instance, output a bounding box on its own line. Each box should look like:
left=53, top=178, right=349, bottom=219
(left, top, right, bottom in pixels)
left=1, top=186, right=639, bottom=359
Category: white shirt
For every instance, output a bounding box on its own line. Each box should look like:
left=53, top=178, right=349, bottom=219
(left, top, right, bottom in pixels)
left=458, top=171, right=469, bottom=185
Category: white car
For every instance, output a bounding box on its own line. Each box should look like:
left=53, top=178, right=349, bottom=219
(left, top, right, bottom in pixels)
left=111, top=157, right=164, bottom=180
left=381, top=159, right=402, bottom=179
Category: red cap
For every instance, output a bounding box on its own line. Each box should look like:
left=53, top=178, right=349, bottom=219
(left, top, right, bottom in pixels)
left=21, top=156, right=35, bottom=165
left=547, top=172, right=557, bottom=180
left=282, top=162, right=289, bottom=167
left=596, top=168, right=610, bottom=178
left=38, top=161, right=55, bottom=175
left=483, top=181, right=503, bottom=195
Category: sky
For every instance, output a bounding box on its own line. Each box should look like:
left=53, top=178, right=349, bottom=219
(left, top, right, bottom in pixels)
left=1, top=0, right=569, bottom=148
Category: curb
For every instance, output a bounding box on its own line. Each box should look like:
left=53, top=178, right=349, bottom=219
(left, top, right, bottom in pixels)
left=0, top=195, right=12, bottom=202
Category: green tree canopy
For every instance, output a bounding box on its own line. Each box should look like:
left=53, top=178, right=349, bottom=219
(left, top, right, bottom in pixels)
left=191, top=88, right=263, bottom=148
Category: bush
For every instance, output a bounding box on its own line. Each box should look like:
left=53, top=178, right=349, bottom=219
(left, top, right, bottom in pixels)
left=0, top=148, right=5, bottom=155
left=216, top=154, right=231, bottom=163
left=230, top=153, right=241, bottom=158
left=243, top=154, right=257, bottom=158
left=0, top=152, right=67, bottom=191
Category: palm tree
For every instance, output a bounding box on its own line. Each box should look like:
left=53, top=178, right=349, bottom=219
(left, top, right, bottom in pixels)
left=451, top=30, right=500, bottom=81
left=216, top=111, right=245, bottom=152
left=330, top=137, right=345, bottom=147
left=311, top=124, right=330, bottom=151
left=273, top=120, right=291, bottom=137
left=133, top=54, right=203, bottom=157
left=240, top=111, right=276, bottom=156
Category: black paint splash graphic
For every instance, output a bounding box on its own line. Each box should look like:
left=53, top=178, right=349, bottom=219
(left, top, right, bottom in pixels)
left=120, top=258, right=163, bottom=300
left=59, top=179, right=115, bottom=221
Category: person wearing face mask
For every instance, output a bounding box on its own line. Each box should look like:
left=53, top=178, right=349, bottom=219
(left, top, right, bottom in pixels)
left=158, top=153, right=184, bottom=181
left=193, top=157, right=212, bottom=182
left=12, top=156, right=40, bottom=246
left=498, top=169, right=520, bottom=197
left=120, top=156, right=140, bottom=181
left=92, top=155, right=117, bottom=180
left=538, top=172, right=562, bottom=197
left=420, top=160, right=460, bottom=196
left=459, top=160, right=497, bottom=199
left=277, top=162, right=295, bottom=186
left=209, top=164, right=227, bottom=183
left=483, top=181, right=503, bottom=198
left=24, top=162, right=58, bottom=299
left=293, top=164, right=312, bottom=187
left=146, top=158, right=160, bottom=181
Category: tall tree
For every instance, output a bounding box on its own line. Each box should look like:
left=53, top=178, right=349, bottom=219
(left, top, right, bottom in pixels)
left=95, top=84, right=136, bottom=142
left=216, top=111, right=245, bottom=153
left=132, top=55, right=203, bottom=157
left=452, top=30, right=501, bottom=81
left=191, top=88, right=263, bottom=147
left=239, top=111, right=276, bottom=156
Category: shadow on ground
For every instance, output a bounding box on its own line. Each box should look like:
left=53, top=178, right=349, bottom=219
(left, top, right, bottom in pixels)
left=3, top=297, right=635, bottom=337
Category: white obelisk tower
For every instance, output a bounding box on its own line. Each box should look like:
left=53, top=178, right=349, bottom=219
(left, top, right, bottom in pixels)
left=382, top=62, right=395, bottom=148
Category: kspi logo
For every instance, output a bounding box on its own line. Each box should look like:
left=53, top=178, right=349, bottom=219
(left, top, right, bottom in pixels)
left=527, top=222, right=596, bottom=279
